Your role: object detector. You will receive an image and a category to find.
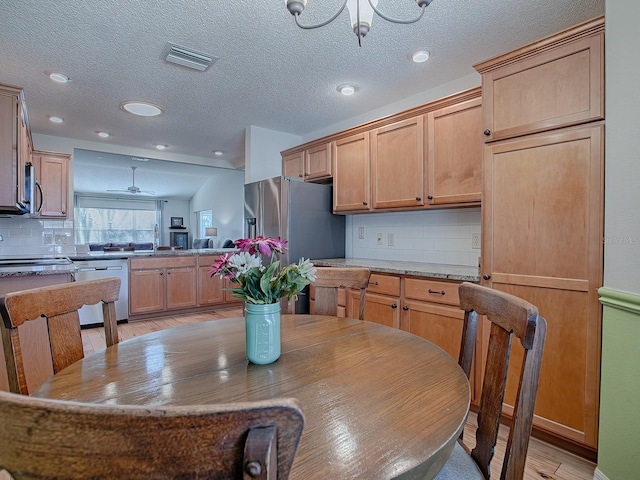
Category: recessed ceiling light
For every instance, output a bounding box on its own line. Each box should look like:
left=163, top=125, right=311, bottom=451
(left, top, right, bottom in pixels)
left=155, top=144, right=168, bottom=150
left=48, top=116, right=64, bottom=123
left=120, top=101, right=163, bottom=117
left=96, top=131, right=110, bottom=138
left=48, top=72, right=70, bottom=83
left=212, top=150, right=223, bottom=156
left=412, top=50, right=430, bottom=63
left=337, top=84, right=356, bottom=96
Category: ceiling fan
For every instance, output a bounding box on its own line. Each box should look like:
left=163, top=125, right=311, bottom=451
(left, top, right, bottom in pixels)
left=107, top=166, right=156, bottom=195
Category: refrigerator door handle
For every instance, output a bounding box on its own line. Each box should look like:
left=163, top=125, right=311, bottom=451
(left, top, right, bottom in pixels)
left=247, top=217, right=257, bottom=239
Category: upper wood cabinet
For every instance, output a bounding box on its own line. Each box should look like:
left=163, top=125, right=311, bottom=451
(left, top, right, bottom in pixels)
left=332, top=132, right=370, bottom=212
left=32, top=150, right=70, bottom=218
left=304, top=143, right=332, bottom=181
left=476, top=20, right=604, bottom=142
left=371, top=116, right=424, bottom=209
left=0, top=84, right=31, bottom=214
left=282, top=143, right=332, bottom=182
left=426, top=97, right=483, bottom=204
left=282, top=151, right=304, bottom=179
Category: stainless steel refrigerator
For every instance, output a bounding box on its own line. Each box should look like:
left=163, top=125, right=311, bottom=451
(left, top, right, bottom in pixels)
left=244, top=176, right=345, bottom=313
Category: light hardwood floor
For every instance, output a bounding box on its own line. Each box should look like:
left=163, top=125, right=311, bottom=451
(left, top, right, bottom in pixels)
left=82, top=308, right=597, bottom=480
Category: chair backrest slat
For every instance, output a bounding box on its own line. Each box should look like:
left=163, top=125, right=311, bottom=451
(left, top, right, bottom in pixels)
left=0, top=391, right=304, bottom=480
left=0, top=277, right=121, bottom=395
left=312, top=267, right=370, bottom=320
left=457, top=282, right=547, bottom=480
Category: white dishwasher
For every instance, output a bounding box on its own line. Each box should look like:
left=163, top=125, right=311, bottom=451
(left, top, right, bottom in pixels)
left=74, top=258, right=129, bottom=326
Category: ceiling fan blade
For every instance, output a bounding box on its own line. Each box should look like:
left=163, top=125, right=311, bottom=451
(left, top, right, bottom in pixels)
left=106, top=166, right=155, bottom=195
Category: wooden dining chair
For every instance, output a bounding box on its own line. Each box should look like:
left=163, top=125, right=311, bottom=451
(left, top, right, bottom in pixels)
left=435, top=282, right=547, bottom=480
left=0, top=391, right=304, bottom=480
left=311, top=267, right=371, bottom=319
left=0, top=277, right=120, bottom=395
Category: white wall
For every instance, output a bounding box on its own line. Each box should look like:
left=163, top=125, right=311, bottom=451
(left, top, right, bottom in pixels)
left=303, top=73, right=480, bottom=142
left=32, top=133, right=235, bottom=169
left=190, top=168, right=245, bottom=247
left=161, top=200, right=190, bottom=246
left=244, top=125, right=301, bottom=184
left=603, top=1, right=640, bottom=293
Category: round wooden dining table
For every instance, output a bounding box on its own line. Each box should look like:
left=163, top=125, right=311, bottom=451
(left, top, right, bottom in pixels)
left=34, top=314, right=470, bottom=479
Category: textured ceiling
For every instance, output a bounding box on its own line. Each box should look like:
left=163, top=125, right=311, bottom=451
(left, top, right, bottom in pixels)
left=0, top=0, right=604, bottom=198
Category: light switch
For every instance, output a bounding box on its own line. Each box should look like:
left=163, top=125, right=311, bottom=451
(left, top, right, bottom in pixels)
left=377, top=233, right=383, bottom=245
left=388, top=233, right=394, bottom=246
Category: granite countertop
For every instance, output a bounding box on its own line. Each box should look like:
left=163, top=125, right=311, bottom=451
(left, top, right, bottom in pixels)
left=69, top=248, right=237, bottom=261
left=311, top=258, right=481, bottom=282
left=0, top=249, right=238, bottom=277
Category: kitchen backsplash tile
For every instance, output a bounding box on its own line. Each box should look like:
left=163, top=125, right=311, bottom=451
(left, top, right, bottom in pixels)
left=0, top=217, right=75, bottom=256
left=346, top=208, right=481, bottom=267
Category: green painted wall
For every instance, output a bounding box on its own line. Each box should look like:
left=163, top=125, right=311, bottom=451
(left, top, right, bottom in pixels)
left=598, top=288, right=640, bottom=479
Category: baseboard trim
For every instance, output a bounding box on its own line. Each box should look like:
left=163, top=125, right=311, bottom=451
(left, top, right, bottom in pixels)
left=593, top=467, right=609, bottom=480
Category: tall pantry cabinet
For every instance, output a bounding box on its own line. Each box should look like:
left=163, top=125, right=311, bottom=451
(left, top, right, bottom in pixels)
left=475, top=17, right=604, bottom=455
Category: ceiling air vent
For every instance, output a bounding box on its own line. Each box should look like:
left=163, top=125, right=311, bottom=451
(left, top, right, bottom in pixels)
left=164, top=43, right=217, bottom=72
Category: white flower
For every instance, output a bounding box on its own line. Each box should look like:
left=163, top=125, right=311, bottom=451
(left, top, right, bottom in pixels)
left=227, top=252, right=262, bottom=276
left=297, top=258, right=317, bottom=282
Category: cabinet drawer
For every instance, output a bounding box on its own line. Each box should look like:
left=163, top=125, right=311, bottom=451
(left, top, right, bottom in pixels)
left=198, top=254, right=224, bottom=266
left=367, top=273, right=400, bottom=297
left=130, top=256, right=196, bottom=270
left=403, top=278, right=460, bottom=306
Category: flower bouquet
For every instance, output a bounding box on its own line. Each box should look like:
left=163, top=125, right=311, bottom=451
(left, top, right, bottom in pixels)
left=208, top=236, right=317, bottom=304
left=209, top=236, right=316, bottom=364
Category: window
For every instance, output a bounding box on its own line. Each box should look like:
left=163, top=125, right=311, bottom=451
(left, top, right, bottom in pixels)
left=197, top=209, right=213, bottom=237
left=74, top=196, right=160, bottom=245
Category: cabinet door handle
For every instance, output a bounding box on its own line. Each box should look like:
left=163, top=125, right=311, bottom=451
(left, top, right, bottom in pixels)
left=363, top=201, right=368, bottom=206
left=35, top=181, right=44, bottom=213
left=391, top=303, right=397, bottom=309
left=370, top=281, right=379, bottom=286
left=428, top=289, right=445, bottom=295
left=483, top=129, right=491, bottom=136
left=427, top=195, right=433, bottom=200
left=483, top=274, right=491, bottom=280
left=402, top=306, right=409, bottom=311
left=160, top=272, right=164, bottom=275
left=416, top=197, right=421, bottom=201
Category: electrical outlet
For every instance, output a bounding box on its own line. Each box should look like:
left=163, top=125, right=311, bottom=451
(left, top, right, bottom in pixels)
left=44, top=233, right=53, bottom=245
left=388, top=233, right=394, bottom=246
left=472, top=233, right=481, bottom=249
left=377, top=233, right=383, bottom=245
left=358, top=227, right=365, bottom=239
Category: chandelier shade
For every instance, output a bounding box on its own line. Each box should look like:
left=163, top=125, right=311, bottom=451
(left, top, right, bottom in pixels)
left=285, top=0, right=433, bottom=46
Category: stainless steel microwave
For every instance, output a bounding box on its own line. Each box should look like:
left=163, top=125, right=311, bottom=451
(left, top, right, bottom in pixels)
left=0, top=161, right=41, bottom=216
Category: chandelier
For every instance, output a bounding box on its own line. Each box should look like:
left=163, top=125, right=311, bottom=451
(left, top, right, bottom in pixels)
left=285, top=0, right=433, bottom=46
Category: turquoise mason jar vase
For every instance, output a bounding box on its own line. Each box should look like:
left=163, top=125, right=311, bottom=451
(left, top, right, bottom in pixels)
left=244, top=302, right=281, bottom=365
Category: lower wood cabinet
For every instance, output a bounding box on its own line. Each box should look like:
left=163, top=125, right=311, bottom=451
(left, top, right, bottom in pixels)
left=166, top=266, right=197, bottom=310
left=198, top=255, right=242, bottom=306
left=129, top=268, right=165, bottom=314
left=198, top=256, right=225, bottom=306
left=344, top=272, right=479, bottom=405
left=129, top=256, right=196, bottom=316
